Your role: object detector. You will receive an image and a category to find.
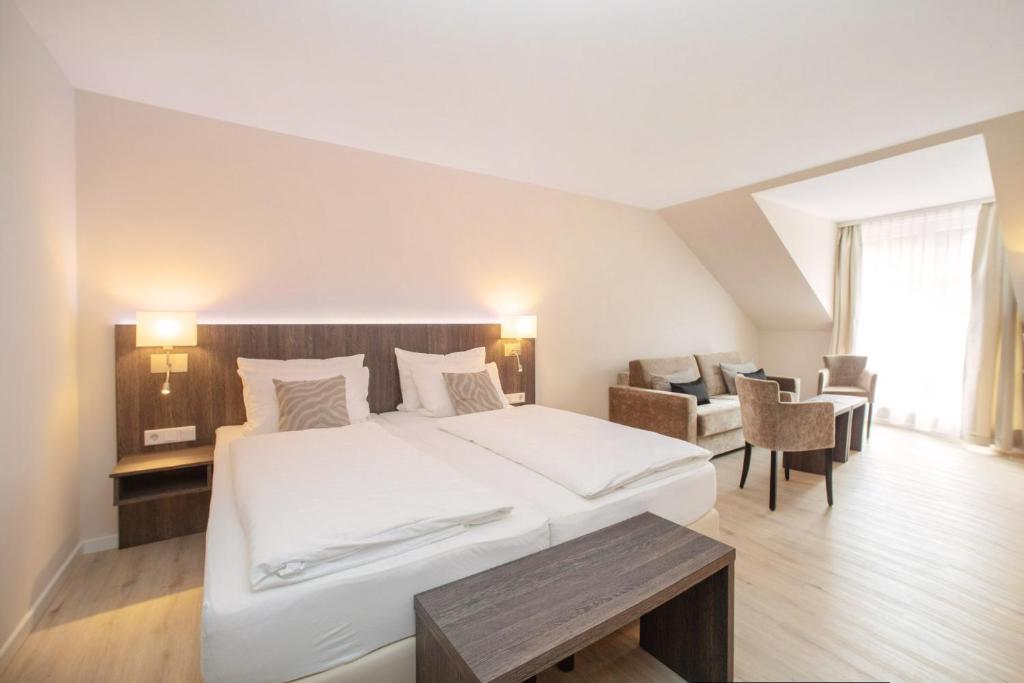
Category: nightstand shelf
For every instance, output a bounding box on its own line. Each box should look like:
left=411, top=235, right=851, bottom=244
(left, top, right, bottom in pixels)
left=110, top=445, right=214, bottom=548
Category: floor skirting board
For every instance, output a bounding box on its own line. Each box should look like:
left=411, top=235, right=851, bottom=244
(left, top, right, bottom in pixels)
left=82, top=534, right=119, bottom=555
left=0, top=539, right=81, bottom=676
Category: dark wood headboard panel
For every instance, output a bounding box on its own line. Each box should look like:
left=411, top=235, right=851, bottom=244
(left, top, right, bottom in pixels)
left=114, top=323, right=535, bottom=457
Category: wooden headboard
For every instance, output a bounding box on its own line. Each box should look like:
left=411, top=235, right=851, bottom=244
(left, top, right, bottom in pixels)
left=114, top=323, right=535, bottom=457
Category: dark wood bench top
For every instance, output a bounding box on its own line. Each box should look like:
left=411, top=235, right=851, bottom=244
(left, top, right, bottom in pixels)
left=414, top=512, right=735, bottom=683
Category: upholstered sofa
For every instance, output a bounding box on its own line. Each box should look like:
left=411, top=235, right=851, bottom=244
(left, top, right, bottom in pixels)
left=608, top=351, right=800, bottom=456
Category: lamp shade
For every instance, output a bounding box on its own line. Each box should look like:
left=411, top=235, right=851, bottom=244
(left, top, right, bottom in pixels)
left=500, top=315, right=537, bottom=339
left=136, top=311, right=198, bottom=348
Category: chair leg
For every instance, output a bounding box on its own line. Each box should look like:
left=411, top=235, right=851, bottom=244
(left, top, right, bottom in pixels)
left=769, top=450, right=777, bottom=511
left=867, top=403, right=873, bottom=439
left=825, top=449, right=834, bottom=506
left=785, top=465, right=790, bottom=481
left=740, top=442, right=752, bottom=489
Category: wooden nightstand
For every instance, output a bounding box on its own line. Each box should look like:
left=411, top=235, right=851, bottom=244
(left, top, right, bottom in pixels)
left=110, top=444, right=214, bottom=548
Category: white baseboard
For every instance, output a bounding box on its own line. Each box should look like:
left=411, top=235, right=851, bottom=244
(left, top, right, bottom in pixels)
left=82, top=534, right=118, bottom=554
left=0, top=539, right=81, bottom=674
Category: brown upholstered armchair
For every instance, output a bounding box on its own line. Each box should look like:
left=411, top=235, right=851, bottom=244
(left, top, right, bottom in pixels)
left=736, top=375, right=836, bottom=510
left=817, top=355, right=877, bottom=437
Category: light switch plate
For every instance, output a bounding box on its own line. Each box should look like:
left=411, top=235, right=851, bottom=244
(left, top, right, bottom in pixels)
left=505, top=392, right=526, bottom=404
left=143, top=425, right=197, bottom=446
left=150, top=353, right=189, bottom=373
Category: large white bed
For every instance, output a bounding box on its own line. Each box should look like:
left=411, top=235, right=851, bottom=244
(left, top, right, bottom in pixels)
left=202, top=413, right=719, bottom=683
left=373, top=410, right=718, bottom=543
left=201, top=425, right=550, bottom=683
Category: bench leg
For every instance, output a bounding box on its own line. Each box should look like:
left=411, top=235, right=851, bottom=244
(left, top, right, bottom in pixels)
left=640, top=563, right=734, bottom=682
left=557, top=654, right=575, bottom=672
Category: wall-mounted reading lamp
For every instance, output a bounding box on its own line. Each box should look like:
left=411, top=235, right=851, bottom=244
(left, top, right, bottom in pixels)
left=500, top=315, right=537, bottom=373
left=136, top=311, right=198, bottom=395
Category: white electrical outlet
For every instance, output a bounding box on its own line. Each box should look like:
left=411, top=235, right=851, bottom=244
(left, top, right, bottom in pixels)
left=505, top=392, right=526, bottom=405
left=143, top=425, right=197, bottom=446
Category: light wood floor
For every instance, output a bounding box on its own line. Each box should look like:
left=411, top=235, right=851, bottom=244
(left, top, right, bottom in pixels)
left=3, top=425, right=1023, bottom=682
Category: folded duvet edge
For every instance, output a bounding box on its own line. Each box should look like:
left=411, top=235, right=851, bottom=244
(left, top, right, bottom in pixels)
left=251, top=506, right=512, bottom=589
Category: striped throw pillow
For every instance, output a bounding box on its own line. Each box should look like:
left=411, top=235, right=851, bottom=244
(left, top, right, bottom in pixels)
left=273, top=374, right=350, bottom=432
left=443, top=370, right=504, bottom=415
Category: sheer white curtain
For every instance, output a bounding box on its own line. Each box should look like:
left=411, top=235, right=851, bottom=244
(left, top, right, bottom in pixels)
left=962, top=204, right=1023, bottom=451
left=853, top=203, right=980, bottom=435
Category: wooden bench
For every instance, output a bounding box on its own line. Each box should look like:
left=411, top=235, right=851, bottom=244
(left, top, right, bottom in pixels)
left=415, top=512, right=735, bottom=682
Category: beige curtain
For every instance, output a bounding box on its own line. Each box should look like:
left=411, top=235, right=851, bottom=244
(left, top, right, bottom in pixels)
left=962, top=203, right=1023, bottom=451
left=829, top=224, right=862, bottom=354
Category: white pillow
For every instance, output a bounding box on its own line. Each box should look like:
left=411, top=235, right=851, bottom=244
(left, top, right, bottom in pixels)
left=237, top=355, right=364, bottom=372
left=412, top=361, right=508, bottom=417
left=238, top=358, right=369, bottom=434
left=394, top=347, right=485, bottom=412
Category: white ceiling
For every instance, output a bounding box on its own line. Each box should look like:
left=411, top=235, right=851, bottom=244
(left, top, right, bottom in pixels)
left=754, top=135, right=995, bottom=222
left=18, top=0, right=1024, bottom=209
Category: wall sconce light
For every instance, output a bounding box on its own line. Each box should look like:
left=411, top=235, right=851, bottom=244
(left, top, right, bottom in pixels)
left=136, top=311, right=198, bottom=395
left=500, top=315, right=537, bottom=373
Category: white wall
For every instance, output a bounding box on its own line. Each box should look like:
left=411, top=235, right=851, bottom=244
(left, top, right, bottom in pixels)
left=753, top=195, right=837, bottom=317
left=759, top=329, right=831, bottom=399
left=0, top=0, right=78, bottom=660
left=75, top=93, right=758, bottom=539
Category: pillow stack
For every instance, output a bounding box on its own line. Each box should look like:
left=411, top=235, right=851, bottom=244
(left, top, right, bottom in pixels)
left=719, top=361, right=759, bottom=394
left=396, top=346, right=508, bottom=417
left=237, top=355, right=369, bottom=434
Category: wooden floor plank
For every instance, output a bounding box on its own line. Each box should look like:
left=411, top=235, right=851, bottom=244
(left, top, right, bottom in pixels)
left=3, top=425, right=1023, bottom=682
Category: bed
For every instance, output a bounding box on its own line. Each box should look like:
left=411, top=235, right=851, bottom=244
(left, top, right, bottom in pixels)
left=202, top=414, right=719, bottom=683
left=374, top=410, right=719, bottom=542
left=148, top=323, right=718, bottom=683
left=201, top=425, right=550, bottom=683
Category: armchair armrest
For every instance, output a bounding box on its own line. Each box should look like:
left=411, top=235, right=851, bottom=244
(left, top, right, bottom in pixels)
left=767, top=375, right=800, bottom=400
left=817, top=368, right=829, bottom=395
left=615, top=371, right=631, bottom=386
left=608, top=385, right=697, bottom=442
left=858, top=369, right=878, bottom=402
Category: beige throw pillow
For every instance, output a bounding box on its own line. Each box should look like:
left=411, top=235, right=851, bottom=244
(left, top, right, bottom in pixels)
left=650, top=370, right=700, bottom=392
left=443, top=369, right=505, bottom=415
left=719, top=361, right=758, bottom=394
left=273, top=374, right=350, bottom=432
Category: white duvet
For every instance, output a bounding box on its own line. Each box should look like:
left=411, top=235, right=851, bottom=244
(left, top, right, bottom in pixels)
left=437, top=405, right=712, bottom=498
left=231, top=422, right=513, bottom=590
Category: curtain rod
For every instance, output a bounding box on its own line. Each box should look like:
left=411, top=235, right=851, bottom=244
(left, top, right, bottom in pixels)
left=836, top=196, right=994, bottom=228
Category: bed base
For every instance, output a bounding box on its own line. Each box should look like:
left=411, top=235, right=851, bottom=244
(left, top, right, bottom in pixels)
left=289, top=508, right=720, bottom=683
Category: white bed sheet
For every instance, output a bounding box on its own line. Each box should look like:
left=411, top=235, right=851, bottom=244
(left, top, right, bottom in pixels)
left=373, top=410, right=717, bottom=544
left=202, top=425, right=549, bottom=683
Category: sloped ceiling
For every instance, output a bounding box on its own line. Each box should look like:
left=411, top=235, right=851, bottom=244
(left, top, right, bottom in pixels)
left=661, top=113, right=1024, bottom=330
left=16, top=0, right=1024, bottom=209
left=756, top=136, right=995, bottom=223
left=661, top=192, right=832, bottom=330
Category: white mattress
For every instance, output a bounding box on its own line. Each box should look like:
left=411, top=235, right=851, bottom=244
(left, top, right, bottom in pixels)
left=373, top=410, right=717, bottom=544
left=202, top=425, right=549, bottom=683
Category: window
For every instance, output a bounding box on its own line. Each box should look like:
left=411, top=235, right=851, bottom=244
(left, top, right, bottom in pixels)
left=854, top=203, right=980, bottom=435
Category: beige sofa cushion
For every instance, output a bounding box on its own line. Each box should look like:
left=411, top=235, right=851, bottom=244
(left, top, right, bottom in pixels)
left=694, top=351, right=743, bottom=396
left=629, top=356, right=699, bottom=389
left=696, top=396, right=742, bottom=436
